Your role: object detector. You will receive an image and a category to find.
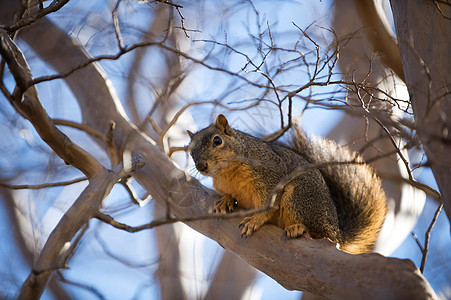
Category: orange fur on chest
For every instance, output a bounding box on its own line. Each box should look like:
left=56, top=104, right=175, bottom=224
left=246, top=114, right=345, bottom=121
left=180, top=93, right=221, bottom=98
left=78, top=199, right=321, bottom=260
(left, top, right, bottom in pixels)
left=212, top=163, right=262, bottom=209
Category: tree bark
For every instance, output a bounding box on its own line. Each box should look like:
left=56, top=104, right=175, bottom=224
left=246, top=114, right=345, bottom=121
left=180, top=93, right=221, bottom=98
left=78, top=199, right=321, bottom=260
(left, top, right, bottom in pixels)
left=390, top=0, right=451, bottom=223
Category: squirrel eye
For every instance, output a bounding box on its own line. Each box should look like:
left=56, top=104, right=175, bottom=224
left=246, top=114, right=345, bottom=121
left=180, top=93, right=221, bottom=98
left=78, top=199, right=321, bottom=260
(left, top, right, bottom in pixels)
left=212, top=136, right=223, bottom=147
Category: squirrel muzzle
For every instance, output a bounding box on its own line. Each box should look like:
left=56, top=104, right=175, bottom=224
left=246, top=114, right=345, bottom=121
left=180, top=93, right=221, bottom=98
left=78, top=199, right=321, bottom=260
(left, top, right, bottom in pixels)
left=194, top=160, right=209, bottom=174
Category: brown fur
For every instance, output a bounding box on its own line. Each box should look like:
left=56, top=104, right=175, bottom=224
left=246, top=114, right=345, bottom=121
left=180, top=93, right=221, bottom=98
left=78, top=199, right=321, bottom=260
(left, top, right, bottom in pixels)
left=291, top=128, right=387, bottom=254
left=212, top=162, right=261, bottom=210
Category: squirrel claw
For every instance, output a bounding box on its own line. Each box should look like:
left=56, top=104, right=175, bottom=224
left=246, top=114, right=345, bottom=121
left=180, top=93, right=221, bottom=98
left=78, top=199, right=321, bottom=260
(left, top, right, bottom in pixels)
left=214, top=195, right=235, bottom=214
left=239, top=216, right=264, bottom=238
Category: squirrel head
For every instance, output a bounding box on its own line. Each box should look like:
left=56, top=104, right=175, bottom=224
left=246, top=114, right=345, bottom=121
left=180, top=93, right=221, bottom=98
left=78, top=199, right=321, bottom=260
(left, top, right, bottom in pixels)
left=187, top=115, right=238, bottom=176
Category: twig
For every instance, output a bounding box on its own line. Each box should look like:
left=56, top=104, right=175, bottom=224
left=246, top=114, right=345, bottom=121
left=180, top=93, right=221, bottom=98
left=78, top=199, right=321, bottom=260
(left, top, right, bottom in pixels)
left=32, top=264, right=69, bottom=276
left=94, top=230, right=157, bottom=268
left=168, top=145, right=188, bottom=157
left=119, top=177, right=151, bottom=206
left=53, top=118, right=120, bottom=168
left=95, top=204, right=279, bottom=233
left=411, top=202, right=443, bottom=273
left=153, top=0, right=184, bottom=9
left=175, top=6, right=189, bottom=38
left=292, top=22, right=320, bottom=82
left=112, top=0, right=125, bottom=51
left=149, top=118, right=163, bottom=138
left=60, top=223, right=90, bottom=265
left=158, top=100, right=259, bottom=151
left=0, top=177, right=87, bottom=190
left=57, top=272, right=106, bottom=300
left=350, top=76, right=414, bottom=181
left=106, top=120, right=119, bottom=167
left=378, top=172, right=441, bottom=203
left=52, top=119, right=108, bottom=142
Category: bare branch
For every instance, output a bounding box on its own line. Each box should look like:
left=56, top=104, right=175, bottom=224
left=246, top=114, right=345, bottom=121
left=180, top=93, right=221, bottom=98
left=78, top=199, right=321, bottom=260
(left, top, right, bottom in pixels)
left=0, top=177, right=87, bottom=190
left=106, top=120, right=120, bottom=167
left=57, top=271, right=106, bottom=300
left=433, top=0, right=451, bottom=20
left=94, top=204, right=281, bottom=234
left=52, top=119, right=108, bottom=142
left=112, top=0, right=125, bottom=51
left=391, top=0, right=451, bottom=224
left=378, top=172, right=441, bottom=203
left=412, top=203, right=444, bottom=273
left=168, top=145, right=187, bottom=157
left=119, top=177, right=151, bottom=206
left=4, top=0, right=71, bottom=33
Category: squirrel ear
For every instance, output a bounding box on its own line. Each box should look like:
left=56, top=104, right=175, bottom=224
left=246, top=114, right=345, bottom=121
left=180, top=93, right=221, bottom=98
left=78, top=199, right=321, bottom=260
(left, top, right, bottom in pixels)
left=186, top=130, right=194, bottom=139
left=215, top=114, right=234, bottom=135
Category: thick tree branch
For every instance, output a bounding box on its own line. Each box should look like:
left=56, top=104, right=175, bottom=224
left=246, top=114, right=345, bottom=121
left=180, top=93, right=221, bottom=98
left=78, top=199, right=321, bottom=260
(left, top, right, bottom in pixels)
left=354, top=0, right=405, bottom=82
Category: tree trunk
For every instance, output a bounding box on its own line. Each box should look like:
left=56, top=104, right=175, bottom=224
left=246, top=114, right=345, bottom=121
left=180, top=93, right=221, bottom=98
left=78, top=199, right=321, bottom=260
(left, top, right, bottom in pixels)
left=391, top=0, right=451, bottom=224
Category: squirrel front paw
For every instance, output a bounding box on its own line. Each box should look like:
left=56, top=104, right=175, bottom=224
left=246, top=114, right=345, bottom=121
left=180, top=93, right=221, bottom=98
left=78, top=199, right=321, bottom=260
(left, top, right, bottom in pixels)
left=214, top=194, right=235, bottom=214
left=239, top=213, right=271, bottom=238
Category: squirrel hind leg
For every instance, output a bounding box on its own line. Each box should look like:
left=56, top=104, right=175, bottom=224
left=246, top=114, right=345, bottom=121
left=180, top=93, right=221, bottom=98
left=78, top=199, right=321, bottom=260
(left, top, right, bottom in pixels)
left=284, top=223, right=307, bottom=239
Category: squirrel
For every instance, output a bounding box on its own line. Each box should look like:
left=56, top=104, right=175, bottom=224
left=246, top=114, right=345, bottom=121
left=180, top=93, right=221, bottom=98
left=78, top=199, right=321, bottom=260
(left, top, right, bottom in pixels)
left=187, top=114, right=387, bottom=254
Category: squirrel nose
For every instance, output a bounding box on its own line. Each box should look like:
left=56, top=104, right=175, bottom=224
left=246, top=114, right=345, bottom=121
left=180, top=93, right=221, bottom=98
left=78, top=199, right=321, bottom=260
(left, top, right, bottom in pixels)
left=196, top=162, right=208, bottom=173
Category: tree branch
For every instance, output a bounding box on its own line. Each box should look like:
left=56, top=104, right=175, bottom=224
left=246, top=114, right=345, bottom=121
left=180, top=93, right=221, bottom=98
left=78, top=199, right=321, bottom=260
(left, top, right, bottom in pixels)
left=412, top=202, right=443, bottom=273
left=354, top=0, right=405, bottom=81
left=0, top=177, right=87, bottom=190
left=4, top=0, right=71, bottom=33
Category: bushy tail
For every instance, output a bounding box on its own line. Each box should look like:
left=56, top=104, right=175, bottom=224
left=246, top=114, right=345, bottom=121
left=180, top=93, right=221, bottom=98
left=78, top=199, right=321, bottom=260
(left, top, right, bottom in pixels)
left=291, top=126, right=387, bottom=254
